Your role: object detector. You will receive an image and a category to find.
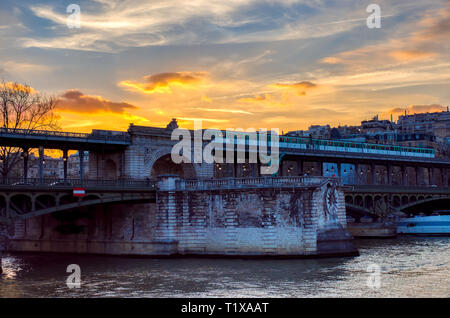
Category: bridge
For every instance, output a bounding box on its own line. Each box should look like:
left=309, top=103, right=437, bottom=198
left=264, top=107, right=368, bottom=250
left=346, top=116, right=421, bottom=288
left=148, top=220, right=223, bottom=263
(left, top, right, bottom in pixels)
left=0, top=175, right=358, bottom=259
left=1, top=121, right=449, bottom=263
left=1, top=121, right=449, bottom=217
left=0, top=178, right=156, bottom=224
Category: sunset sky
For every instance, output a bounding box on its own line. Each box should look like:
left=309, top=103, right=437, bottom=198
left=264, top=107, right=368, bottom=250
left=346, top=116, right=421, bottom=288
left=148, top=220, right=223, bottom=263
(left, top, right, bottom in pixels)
left=0, top=0, right=449, bottom=132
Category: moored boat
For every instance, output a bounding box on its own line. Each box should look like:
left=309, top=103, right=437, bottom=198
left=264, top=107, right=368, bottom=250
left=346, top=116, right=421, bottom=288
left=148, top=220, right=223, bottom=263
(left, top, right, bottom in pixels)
left=397, top=211, right=450, bottom=236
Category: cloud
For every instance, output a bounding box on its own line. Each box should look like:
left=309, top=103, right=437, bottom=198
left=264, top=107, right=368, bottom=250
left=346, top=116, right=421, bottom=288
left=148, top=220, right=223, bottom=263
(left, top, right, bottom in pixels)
left=119, top=72, right=206, bottom=94
left=270, top=81, right=317, bottom=96
left=0, top=81, right=37, bottom=94
left=385, top=104, right=448, bottom=116
left=56, top=89, right=138, bottom=114
left=238, top=93, right=271, bottom=103
left=178, top=117, right=229, bottom=123
left=201, top=95, right=212, bottom=103
left=410, top=4, right=450, bottom=48
left=320, top=4, right=450, bottom=68
left=20, top=0, right=372, bottom=52
left=389, top=50, right=436, bottom=62
left=192, top=107, right=252, bottom=115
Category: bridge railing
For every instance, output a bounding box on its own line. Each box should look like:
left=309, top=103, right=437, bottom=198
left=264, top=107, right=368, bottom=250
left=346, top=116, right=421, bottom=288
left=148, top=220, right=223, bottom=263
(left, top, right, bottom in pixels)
left=0, top=178, right=156, bottom=189
left=176, top=176, right=338, bottom=191
left=0, top=127, right=131, bottom=143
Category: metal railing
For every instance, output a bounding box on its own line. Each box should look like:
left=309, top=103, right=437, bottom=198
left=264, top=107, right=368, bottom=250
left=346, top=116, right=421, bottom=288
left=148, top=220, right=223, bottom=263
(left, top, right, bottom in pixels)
left=0, top=178, right=156, bottom=189
left=176, top=176, right=337, bottom=191
left=0, top=128, right=131, bottom=143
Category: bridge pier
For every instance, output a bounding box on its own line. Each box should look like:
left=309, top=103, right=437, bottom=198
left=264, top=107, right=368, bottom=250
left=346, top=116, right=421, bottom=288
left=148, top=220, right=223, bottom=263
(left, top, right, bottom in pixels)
left=0, top=222, right=8, bottom=275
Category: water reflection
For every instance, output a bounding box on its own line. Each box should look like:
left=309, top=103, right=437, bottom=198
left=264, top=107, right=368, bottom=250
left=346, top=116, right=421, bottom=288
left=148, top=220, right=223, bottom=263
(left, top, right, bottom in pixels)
left=1, top=236, right=449, bottom=297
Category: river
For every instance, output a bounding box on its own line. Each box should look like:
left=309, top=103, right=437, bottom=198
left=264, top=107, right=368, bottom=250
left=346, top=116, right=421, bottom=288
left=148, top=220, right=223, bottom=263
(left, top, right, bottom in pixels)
left=0, top=236, right=449, bottom=297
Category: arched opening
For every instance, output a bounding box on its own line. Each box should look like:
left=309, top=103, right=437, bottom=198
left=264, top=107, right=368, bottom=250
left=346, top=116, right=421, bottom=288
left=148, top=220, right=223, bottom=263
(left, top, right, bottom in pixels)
left=364, top=196, right=373, bottom=210
left=10, top=194, right=32, bottom=215
left=59, top=194, right=78, bottom=206
left=401, top=195, right=409, bottom=206
left=150, top=154, right=196, bottom=179
left=392, top=195, right=401, bottom=208
left=345, top=195, right=354, bottom=205
left=354, top=195, right=363, bottom=207
left=35, top=195, right=56, bottom=210
left=374, top=195, right=387, bottom=216
left=103, top=159, right=118, bottom=179
left=0, top=195, right=6, bottom=217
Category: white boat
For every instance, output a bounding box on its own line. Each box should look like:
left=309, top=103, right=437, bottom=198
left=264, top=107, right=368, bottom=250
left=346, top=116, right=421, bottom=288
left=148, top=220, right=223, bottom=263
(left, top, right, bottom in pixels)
left=397, top=211, right=450, bottom=235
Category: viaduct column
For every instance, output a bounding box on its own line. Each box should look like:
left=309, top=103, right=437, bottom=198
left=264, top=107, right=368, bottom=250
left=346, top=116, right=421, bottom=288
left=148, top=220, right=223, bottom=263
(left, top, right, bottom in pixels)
left=416, top=166, right=420, bottom=186
left=444, top=168, right=449, bottom=187
left=79, top=151, right=84, bottom=182
left=371, top=163, right=376, bottom=185
left=401, top=165, right=407, bottom=186
left=38, top=146, right=44, bottom=183
left=337, top=162, right=341, bottom=178
left=387, top=163, right=392, bottom=185
left=63, top=150, right=68, bottom=181
left=22, top=148, right=29, bottom=180
left=297, top=160, right=303, bottom=176
left=354, top=163, right=360, bottom=185
left=0, top=223, right=8, bottom=274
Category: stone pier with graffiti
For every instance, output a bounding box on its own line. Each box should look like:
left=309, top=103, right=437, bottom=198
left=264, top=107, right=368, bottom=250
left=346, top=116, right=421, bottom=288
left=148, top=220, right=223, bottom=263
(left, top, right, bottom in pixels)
left=7, top=176, right=357, bottom=258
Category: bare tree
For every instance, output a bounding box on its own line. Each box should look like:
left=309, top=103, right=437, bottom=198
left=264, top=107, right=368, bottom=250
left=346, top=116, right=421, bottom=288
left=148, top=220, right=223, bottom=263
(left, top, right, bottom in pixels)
left=0, top=81, right=59, bottom=178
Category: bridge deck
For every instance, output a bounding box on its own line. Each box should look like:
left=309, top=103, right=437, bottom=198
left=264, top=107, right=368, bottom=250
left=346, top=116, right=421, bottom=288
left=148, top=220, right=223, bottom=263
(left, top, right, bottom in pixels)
left=0, top=128, right=130, bottom=150
left=0, top=178, right=156, bottom=192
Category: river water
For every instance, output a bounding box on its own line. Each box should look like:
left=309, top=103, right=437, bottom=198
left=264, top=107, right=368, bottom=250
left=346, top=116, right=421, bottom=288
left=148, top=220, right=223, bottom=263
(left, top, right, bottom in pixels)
left=0, top=236, right=449, bottom=298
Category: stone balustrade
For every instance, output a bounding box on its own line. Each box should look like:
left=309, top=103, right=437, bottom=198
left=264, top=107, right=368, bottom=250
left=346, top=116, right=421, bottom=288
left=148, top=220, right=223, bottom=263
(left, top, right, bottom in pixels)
left=171, top=176, right=340, bottom=191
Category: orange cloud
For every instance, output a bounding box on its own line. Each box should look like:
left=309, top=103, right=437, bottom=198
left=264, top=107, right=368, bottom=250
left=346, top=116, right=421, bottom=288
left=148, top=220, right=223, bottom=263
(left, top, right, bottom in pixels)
left=320, top=57, right=340, bottom=64
left=411, top=4, right=450, bottom=45
left=270, top=81, right=317, bottom=96
left=238, top=93, right=271, bottom=103
left=56, top=90, right=138, bottom=114
left=1, top=81, right=37, bottom=94
left=385, top=104, right=448, bottom=116
left=389, top=50, right=436, bottom=62
left=119, top=72, right=206, bottom=94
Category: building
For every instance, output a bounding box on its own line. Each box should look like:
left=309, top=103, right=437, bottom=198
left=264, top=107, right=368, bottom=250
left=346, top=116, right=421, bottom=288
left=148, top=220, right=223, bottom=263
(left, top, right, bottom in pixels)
left=397, top=109, right=450, bottom=138
left=286, top=125, right=331, bottom=138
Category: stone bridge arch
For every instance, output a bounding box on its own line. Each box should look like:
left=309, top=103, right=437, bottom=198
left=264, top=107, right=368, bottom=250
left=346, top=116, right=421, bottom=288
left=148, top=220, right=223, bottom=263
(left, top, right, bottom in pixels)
left=398, top=196, right=450, bottom=214
left=3, top=192, right=155, bottom=221
left=146, top=148, right=204, bottom=179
